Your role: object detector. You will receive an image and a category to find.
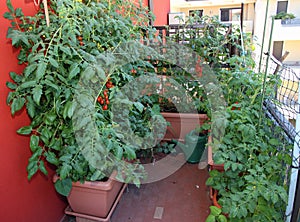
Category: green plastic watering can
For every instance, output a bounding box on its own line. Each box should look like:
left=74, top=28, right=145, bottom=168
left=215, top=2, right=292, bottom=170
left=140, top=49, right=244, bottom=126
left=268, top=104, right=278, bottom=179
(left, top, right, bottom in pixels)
left=173, top=130, right=208, bottom=164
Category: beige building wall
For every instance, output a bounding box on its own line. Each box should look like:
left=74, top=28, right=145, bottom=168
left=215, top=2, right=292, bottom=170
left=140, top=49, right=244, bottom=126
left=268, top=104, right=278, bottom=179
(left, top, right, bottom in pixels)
left=283, top=41, right=300, bottom=62
left=287, top=0, right=300, bottom=63
left=288, top=0, right=300, bottom=18
left=254, top=0, right=300, bottom=64
left=179, top=6, right=222, bottom=18
left=171, top=2, right=255, bottom=21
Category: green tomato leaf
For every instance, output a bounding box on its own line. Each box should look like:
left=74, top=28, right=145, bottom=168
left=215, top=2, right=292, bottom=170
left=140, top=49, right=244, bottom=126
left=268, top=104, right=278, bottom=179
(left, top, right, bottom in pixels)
left=114, top=146, right=123, bottom=160
left=30, top=135, right=39, bottom=152
left=43, top=79, right=59, bottom=91
left=19, top=80, right=36, bottom=89
left=48, top=57, right=59, bottom=68
left=81, top=66, right=95, bottom=81
left=94, top=65, right=106, bottom=81
left=49, top=138, right=62, bottom=151
left=7, top=29, right=21, bottom=46
left=27, top=160, right=38, bottom=180
left=26, top=96, right=36, bottom=118
left=54, top=178, right=72, bottom=196
left=11, top=97, right=25, bottom=115
left=209, top=206, right=222, bottom=216
left=134, top=102, right=144, bottom=113
left=24, top=64, right=38, bottom=78
left=6, top=0, right=14, bottom=13
left=6, top=91, right=15, bottom=105
left=59, top=164, right=72, bottom=179
left=68, top=63, right=80, bottom=80
left=218, top=214, right=227, bottom=222
left=39, top=161, right=48, bottom=176
left=269, top=138, right=279, bottom=146
left=3, top=11, right=13, bottom=20
left=90, top=170, right=103, bottom=181
left=6, top=81, right=17, bottom=90
left=32, top=85, right=43, bottom=105
left=45, top=112, right=57, bottom=125
left=15, top=8, right=23, bottom=17
left=9, top=72, right=23, bottom=83
left=45, top=151, right=59, bottom=166
left=36, top=61, right=47, bottom=80
left=224, top=162, right=231, bottom=171
left=124, top=146, right=136, bottom=160
left=63, top=101, right=75, bottom=119
left=17, top=125, right=32, bottom=135
left=60, top=46, right=72, bottom=55
left=205, top=214, right=216, bottom=222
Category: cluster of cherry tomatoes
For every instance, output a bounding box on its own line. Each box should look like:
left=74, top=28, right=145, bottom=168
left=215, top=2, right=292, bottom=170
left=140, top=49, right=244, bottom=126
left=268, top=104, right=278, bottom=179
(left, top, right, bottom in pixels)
left=97, top=79, right=114, bottom=110
left=77, top=36, right=84, bottom=46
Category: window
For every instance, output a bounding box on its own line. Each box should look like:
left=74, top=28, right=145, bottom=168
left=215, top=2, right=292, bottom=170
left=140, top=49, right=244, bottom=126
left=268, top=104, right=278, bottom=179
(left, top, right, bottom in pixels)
left=273, top=41, right=284, bottom=60
left=220, top=8, right=241, bottom=22
left=189, top=10, right=203, bottom=17
left=276, top=1, right=288, bottom=14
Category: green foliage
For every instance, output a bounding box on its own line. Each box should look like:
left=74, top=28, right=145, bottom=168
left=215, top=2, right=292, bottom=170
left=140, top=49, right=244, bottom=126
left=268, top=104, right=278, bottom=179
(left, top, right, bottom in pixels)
left=143, top=61, right=210, bottom=115
left=5, top=0, right=155, bottom=196
left=173, top=15, right=248, bottom=69
left=274, top=12, right=296, bottom=20
left=206, top=58, right=292, bottom=220
left=137, top=141, right=176, bottom=161
left=206, top=206, right=227, bottom=222
left=54, top=178, right=72, bottom=196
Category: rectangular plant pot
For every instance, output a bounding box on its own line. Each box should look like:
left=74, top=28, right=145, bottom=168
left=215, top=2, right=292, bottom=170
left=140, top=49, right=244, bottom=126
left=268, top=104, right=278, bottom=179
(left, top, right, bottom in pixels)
left=67, top=172, right=123, bottom=218
left=161, top=112, right=208, bottom=141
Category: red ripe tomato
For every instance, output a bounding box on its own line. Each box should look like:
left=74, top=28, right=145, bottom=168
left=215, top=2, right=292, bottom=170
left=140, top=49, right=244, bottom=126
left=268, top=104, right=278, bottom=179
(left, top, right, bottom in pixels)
left=103, top=105, right=108, bottom=110
left=106, top=82, right=114, bottom=88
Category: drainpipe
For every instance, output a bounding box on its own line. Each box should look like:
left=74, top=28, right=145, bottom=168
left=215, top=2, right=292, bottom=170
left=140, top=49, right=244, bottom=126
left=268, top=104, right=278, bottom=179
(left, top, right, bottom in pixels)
left=258, top=0, right=270, bottom=73
left=148, top=0, right=154, bottom=26
left=240, top=2, right=244, bottom=33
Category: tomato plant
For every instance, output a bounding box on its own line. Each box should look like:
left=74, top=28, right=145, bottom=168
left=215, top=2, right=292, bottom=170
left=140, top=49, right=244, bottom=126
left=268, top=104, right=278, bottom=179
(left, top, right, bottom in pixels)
left=206, top=59, right=292, bottom=221
left=5, top=0, right=156, bottom=196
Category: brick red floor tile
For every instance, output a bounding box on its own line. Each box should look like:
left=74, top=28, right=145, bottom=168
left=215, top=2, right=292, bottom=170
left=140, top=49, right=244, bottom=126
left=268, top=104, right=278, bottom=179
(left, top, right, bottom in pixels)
left=111, top=163, right=211, bottom=222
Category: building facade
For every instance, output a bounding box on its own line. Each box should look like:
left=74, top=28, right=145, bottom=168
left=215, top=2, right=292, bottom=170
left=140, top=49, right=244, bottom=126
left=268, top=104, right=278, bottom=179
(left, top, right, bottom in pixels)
left=169, top=0, right=300, bottom=66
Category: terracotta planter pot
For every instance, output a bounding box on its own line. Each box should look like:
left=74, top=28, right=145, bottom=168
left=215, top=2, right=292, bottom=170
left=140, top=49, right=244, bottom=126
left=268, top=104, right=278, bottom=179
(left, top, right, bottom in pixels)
left=161, top=112, right=208, bottom=141
left=210, top=163, right=225, bottom=172
left=64, top=172, right=124, bottom=220
left=211, top=188, right=229, bottom=218
left=212, top=189, right=222, bottom=209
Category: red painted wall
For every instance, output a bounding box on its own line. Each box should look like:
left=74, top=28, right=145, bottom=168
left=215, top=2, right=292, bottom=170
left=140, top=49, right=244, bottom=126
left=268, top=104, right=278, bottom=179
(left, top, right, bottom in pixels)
left=141, top=0, right=170, bottom=26
left=152, top=0, right=170, bottom=26
left=0, top=1, right=66, bottom=222
left=0, top=1, right=169, bottom=221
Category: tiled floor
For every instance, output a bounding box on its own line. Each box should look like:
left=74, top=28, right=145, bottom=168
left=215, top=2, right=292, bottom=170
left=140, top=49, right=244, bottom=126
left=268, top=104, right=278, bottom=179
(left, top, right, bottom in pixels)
left=64, top=162, right=212, bottom=222
left=111, top=163, right=211, bottom=222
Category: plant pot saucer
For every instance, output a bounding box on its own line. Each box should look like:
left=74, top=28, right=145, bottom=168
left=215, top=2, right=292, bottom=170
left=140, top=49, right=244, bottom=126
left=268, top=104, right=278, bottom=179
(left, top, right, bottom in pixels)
left=64, top=183, right=127, bottom=222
